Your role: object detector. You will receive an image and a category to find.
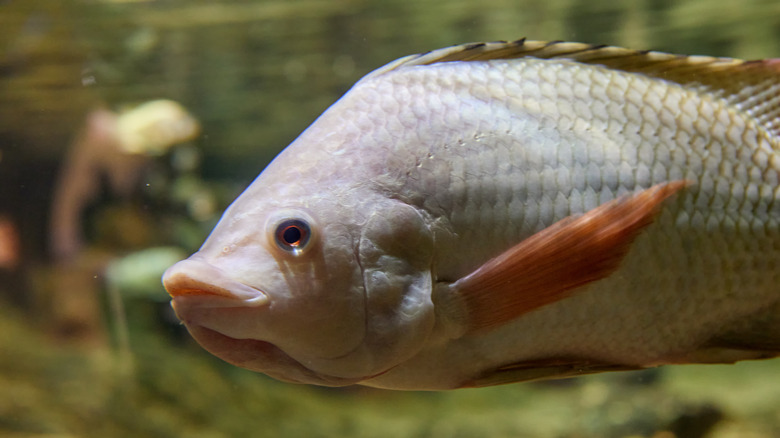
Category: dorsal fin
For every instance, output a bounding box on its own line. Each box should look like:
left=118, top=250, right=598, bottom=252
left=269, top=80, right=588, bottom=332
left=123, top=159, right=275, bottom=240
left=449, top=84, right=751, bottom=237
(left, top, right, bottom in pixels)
left=367, top=39, right=780, bottom=138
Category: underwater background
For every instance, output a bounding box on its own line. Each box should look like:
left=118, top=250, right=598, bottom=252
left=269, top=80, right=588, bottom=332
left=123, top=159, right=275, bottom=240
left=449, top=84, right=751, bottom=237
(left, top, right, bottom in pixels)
left=1, top=0, right=779, bottom=437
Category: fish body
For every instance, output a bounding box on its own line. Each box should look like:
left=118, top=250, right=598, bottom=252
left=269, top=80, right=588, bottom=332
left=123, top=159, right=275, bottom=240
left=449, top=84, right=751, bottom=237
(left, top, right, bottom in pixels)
left=163, top=40, right=780, bottom=390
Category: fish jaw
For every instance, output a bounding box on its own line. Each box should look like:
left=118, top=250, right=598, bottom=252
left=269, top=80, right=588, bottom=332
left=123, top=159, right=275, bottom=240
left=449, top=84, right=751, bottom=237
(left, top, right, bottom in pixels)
left=163, top=254, right=384, bottom=386
left=183, top=324, right=365, bottom=387
left=162, top=257, right=357, bottom=385
left=162, top=255, right=272, bottom=347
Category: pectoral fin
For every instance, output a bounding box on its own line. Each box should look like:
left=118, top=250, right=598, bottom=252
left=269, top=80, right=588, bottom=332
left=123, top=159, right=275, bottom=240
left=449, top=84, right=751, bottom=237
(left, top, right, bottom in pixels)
left=450, top=181, right=688, bottom=332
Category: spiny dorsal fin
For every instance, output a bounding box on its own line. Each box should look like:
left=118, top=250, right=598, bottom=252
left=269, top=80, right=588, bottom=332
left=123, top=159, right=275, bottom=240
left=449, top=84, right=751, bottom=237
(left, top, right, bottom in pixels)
left=368, top=39, right=780, bottom=138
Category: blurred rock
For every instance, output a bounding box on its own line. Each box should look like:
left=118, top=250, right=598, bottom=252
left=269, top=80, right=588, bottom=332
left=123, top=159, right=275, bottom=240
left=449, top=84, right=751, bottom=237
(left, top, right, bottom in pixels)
left=666, top=404, right=725, bottom=438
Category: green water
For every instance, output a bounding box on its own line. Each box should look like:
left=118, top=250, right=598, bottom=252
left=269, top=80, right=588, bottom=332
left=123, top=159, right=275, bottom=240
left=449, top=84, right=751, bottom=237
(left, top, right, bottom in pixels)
left=1, top=1, right=779, bottom=437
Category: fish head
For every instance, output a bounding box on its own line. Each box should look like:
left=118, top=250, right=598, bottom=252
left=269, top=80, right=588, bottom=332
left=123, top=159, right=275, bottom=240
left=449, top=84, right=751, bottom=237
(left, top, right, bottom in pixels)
left=163, top=138, right=437, bottom=386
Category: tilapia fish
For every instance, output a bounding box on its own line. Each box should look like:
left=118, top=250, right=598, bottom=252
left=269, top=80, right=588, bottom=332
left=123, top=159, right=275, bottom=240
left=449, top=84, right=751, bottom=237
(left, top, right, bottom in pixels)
left=163, top=39, right=780, bottom=390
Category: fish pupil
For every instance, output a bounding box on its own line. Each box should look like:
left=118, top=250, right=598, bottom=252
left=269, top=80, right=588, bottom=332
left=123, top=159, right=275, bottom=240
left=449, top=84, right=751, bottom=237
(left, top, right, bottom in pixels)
left=282, top=226, right=302, bottom=245
left=274, top=219, right=311, bottom=253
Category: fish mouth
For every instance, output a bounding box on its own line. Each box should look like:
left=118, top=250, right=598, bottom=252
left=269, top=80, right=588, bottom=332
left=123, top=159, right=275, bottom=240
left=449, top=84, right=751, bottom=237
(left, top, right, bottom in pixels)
left=162, top=258, right=268, bottom=307
left=185, top=324, right=363, bottom=387
left=163, top=257, right=365, bottom=386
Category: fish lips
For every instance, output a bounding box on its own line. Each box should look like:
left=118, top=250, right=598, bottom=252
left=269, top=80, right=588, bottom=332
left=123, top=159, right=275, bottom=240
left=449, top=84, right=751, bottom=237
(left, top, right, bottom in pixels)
left=162, top=257, right=269, bottom=307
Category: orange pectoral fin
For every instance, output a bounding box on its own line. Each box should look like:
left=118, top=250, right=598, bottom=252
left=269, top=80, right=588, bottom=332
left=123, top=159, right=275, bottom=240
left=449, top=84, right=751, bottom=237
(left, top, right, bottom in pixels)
left=450, top=181, right=689, bottom=332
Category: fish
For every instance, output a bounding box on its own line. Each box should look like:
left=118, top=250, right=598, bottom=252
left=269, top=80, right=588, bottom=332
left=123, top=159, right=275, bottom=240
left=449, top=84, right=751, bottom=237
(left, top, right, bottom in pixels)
left=162, top=39, right=780, bottom=390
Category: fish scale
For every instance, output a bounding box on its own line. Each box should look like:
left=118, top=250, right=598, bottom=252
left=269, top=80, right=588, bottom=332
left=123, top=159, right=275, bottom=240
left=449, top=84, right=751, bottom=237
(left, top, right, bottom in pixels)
left=163, top=40, right=780, bottom=390
left=385, top=61, right=668, bottom=266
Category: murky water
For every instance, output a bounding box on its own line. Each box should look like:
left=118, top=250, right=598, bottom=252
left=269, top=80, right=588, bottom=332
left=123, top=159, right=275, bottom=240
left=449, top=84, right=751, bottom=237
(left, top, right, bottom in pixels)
left=1, top=1, right=779, bottom=437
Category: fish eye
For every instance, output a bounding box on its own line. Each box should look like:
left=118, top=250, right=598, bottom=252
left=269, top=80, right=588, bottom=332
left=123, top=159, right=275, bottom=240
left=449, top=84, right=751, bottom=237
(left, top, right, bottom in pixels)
left=274, top=219, right=311, bottom=255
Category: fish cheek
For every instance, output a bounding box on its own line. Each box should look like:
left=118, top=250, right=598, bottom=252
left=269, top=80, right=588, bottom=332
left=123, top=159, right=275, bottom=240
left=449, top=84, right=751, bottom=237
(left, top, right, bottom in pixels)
left=267, top=233, right=368, bottom=360
left=357, top=203, right=436, bottom=370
